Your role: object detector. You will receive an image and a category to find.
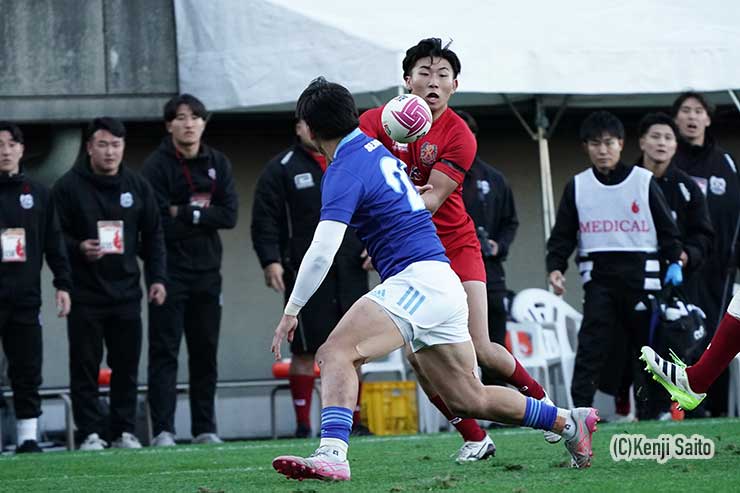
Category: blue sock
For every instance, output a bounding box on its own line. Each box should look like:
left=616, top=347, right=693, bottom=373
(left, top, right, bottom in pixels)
left=522, top=397, right=558, bottom=431
left=320, top=406, right=353, bottom=444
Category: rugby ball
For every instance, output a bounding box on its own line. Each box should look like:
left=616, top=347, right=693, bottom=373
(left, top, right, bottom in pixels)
left=381, top=94, right=433, bottom=143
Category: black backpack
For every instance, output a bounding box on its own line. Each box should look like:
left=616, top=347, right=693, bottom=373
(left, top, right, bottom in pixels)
left=648, top=286, right=707, bottom=364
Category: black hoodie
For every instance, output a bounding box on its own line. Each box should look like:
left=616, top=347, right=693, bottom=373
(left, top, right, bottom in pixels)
left=141, top=137, right=238, bottom=274
left=52, top=162, right=166, bottom=307
left=0, top=171, right=71, bottom=307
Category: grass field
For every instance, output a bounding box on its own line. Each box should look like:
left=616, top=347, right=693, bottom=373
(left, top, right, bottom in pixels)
left=1, top=418, right=738, bottom=492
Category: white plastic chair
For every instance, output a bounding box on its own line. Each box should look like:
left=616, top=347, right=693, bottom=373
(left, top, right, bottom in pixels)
left=728, top=354, right=740, bottom=417
left=507, top=321, right=563, bottom=401
left=361, top=347, right=407, bottom=380
left=511, top=288, right=583, bottom=409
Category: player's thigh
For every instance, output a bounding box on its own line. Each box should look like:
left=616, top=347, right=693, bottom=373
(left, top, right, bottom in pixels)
left=414, top=341, right=483, bottom=412
left=319, top=297, right=405, bottom=366
left=462, top=280, right=489, bottom=342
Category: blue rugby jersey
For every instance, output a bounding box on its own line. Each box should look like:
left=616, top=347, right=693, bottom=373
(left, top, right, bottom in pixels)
left=320, top=128, right=448, bottom=281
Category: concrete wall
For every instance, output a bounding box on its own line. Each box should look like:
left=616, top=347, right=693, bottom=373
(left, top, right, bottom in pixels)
left=0, top=0, right=177, bottom=121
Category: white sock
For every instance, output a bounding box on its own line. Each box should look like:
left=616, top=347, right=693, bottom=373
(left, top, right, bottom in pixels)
left=557, top=409, right=576, bottom=440
left=16, top=418, right=38, bottom=445
left=319, top=437, right=348, bottom=461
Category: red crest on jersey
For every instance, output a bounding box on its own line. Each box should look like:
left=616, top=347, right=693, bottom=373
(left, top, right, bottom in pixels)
left=419, top=142, right=438, bottom=167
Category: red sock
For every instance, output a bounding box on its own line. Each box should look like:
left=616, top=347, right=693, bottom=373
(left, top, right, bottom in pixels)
left=429, top=395, right=486, bottom=442
left=615, top=387, right=631, bottom=416
left=289, top=374, right=315, bottom=427
left=353, top=381, right=363, bottom=427
left=686, top=313, right=740, bottom=393
left=508, top=360, right=545, bottom=399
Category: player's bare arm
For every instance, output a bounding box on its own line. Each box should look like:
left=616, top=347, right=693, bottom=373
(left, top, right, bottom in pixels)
left=421, top=169, right=459, bottom=214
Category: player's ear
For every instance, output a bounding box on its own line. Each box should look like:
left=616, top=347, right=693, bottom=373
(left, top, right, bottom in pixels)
left=451, top=79, right=458, bottom=94
left=404, top=76, right=412, bottom=91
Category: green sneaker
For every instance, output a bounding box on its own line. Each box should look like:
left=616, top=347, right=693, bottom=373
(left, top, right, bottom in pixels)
left=639, top=346, right=706, bottom=411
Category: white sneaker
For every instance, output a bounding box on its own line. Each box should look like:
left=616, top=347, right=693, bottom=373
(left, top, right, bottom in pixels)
left=273, top=446, right=351, bottom=481
left=151, top=431, right=176, bottom=447
left=613, top=413, right=638, bottom=423
left=111, top=432, right=142, bottom=449
left=541, top=395, right=562, bottom=444
left=192, top=433, right=223, bottom=444
left=79, top=433, right=108, bottom=451
left=453, top=434, right=496, bottom=463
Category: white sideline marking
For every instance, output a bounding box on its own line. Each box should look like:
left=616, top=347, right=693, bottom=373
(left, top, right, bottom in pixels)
left=2, top=466, right=265, bottom=484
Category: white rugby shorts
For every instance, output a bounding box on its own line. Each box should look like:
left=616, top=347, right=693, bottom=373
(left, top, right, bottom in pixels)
left=364, top=260, right=470, bottom=352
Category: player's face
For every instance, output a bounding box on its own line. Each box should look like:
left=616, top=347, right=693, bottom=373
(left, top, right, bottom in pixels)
left=167, top=104, right=206, bottom=147
left=296, top=120, right=318, bottom=152
left=584, top=132, right=623, bottom=173
left=87, top=129, right=124, bottom=176
left=404, top=57, right=458, bottom=119
left=640, top=124, right=677, bottom=166
left=0, top=131, right=23, bottom=175
left=674, top=97, right=711, bottom=144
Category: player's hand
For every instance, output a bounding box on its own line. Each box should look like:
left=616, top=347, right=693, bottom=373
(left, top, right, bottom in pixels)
left=169, top=205, right=179, bottom=218
left=56, top=290, right=71, bottom=317
left=271, top=314, right=298, bottom=360
left=549, top=270, right=566, bottom=295
left=415, top=184, right=433, bottom=195
left=488, top=240, right=499, bottom=257
left=264, top=262, right=285, bottom=293
left=148, top=283, right=167, bottom=305
left=79, top=239, right=103, bottom=262
left=360, top=250, right=374, bottom=271
left=680, top=251, right=689, bottom=267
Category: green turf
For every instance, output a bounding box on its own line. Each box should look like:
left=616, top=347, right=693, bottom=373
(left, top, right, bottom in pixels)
left=1, top=418, right=738, bottom=492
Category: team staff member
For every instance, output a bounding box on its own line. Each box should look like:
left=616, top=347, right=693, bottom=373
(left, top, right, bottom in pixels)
left=53, top=117, right=166, bottom=450
left=636, top=113, right=713, bottom=288
left=671, top=92, right=739, bottom=416
left=0, top=122, right=71, bottom=454
left=251, top=120, right=368, bottom=438
left=142, top=94, right=238, bottom=446
left=458, top=111, right=519, bottom=385
left=546, top=111, right=683, bottom=417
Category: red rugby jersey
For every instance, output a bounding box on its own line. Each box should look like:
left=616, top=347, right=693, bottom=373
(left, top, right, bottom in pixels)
left=360, top=106, right=479, bottom=252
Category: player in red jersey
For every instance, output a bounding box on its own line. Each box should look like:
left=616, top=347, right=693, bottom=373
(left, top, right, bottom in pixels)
left=360, top=39, right=556, bottom=461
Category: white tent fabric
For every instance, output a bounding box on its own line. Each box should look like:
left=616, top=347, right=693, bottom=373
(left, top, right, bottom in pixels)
left=176, top=0, right=740, bottom=111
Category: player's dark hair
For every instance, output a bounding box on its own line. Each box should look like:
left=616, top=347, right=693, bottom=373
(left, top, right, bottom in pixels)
left=402, top=38, right=461, bottom=79
left=671, top=91, right=714, bottom=118
left=579, top=111, right=625, bottom=142
left=163, top=93, right=210, bottom=123
left=455, top=110, right=478, bottom=135
left=638, top=112, right=679, bottom=139
left=296, top=77, right=359, bottom=141
left=86, top=117, right=126, bottom=141
left=0, top=121, right=24, bottom=144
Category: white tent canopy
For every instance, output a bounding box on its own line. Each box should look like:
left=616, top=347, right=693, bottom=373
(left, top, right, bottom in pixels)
left=176, top=0, right=740, bottom=110
left=175, top=0, right=740, bottom=238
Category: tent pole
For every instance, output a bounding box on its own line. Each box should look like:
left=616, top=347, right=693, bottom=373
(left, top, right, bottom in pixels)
left=729, top=90, right=740, bottom=114
left=536, top=98, right=556, bottom=242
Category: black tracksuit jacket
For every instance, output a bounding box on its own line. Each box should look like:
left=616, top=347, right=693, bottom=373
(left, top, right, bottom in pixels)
left=251, top=144, right=367, bottom=311
left=52, top=162, right=166, bottom=307
left=635, top=160, right=714, bottom=280
left=0, top=171, right=72, bottom=307
left=462, top=156, right=518, bottom=292
left=141, top=138, right=238, bottom=274
left=673, top=135, right=740, bottom=327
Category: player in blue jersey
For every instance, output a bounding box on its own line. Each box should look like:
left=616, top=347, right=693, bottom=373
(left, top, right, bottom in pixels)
left=270, top=78, right=600, bottom=481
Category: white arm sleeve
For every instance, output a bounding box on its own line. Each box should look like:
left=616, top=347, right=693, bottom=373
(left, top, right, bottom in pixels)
left=284, top=220, right=348, bottom=316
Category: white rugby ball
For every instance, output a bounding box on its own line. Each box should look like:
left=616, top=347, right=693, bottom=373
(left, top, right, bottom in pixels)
left=380, top=94, right=432, bottom=143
